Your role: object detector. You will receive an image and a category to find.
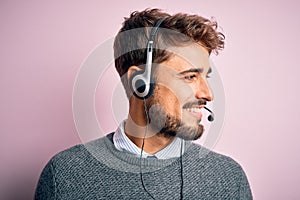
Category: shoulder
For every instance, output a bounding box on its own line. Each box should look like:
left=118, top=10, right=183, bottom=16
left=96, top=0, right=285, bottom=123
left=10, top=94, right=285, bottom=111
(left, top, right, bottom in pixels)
left=35, top=135, right=114, bottom=199
left=53, top=143, right=86, bottom=158
left=47, top=134, right=113, bottom=171
left=207, top=149, right=244, bottom=171
left=185, top=143, right=249, bottom=183
left=188, top=143, right=244, bottom=169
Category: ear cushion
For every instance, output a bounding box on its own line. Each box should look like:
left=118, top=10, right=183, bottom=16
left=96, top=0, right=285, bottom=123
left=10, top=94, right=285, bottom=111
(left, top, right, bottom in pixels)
left=129, top=71, right=155, bottom=99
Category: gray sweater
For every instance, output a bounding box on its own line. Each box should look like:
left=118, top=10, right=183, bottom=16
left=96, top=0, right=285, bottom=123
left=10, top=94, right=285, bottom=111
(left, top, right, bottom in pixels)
left=35, top=133, right=252, bottom=199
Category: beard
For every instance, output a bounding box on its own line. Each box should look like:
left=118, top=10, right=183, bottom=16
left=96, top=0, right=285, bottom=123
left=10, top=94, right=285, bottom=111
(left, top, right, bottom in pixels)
left=148, top=100, right=204, bottom=141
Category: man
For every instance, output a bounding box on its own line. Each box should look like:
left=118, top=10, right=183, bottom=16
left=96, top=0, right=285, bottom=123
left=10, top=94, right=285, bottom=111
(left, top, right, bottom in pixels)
left=35, top=9, right=252, bottom=199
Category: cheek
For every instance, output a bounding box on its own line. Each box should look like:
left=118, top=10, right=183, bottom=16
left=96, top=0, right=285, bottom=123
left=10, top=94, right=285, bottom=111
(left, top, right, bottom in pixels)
left=154, top=84, right=183, bottom=117
left=155, top=68, right=194, bottom=103
left=167, top=80, right=195, bottom=106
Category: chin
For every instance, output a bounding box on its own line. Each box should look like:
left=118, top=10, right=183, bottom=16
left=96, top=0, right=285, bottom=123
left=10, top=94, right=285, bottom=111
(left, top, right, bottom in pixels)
left=175, top=123, right=204, bottom=141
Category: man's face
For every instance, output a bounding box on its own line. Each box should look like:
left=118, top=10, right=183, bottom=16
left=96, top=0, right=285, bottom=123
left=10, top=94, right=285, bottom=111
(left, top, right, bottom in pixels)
left=149, top=43, right=213, bottom=140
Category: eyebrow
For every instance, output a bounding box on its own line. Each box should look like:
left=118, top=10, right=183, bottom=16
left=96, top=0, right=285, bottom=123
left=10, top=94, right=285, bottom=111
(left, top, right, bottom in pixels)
left=178, top=67, right=212, bottom=75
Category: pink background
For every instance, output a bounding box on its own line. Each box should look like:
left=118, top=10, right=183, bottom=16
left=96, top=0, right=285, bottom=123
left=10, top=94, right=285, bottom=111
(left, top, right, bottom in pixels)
left=1, top=0, right=300, bottom=199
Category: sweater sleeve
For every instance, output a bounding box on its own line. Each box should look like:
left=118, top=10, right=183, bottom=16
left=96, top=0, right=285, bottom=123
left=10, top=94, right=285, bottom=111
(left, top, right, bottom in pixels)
left=34, top=159, right=56, bottom=200
left=238, top=167, right=253, bottom=200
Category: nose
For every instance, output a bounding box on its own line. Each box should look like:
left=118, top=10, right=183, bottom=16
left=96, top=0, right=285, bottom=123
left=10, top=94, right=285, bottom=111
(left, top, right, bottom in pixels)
left=195, top=77, right=213, bottom=101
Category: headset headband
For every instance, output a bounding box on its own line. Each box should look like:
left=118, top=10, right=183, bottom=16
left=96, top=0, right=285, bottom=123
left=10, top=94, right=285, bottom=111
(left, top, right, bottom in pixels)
left=131, top=17, right=167, bottom=99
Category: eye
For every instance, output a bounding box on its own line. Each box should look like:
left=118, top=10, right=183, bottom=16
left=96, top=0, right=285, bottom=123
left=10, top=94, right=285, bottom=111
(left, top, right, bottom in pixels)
left=206, top=74, right=211, bottom=78
left=184, top=74, right=197, bottom=80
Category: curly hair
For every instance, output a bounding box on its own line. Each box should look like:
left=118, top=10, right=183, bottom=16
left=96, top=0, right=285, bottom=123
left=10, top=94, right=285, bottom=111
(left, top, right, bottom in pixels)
left=113, top=8, right=225, bottom=97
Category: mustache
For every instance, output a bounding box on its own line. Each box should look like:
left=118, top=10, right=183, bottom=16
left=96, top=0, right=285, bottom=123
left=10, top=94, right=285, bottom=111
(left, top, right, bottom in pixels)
left=182, top=99, right=207, bottom=109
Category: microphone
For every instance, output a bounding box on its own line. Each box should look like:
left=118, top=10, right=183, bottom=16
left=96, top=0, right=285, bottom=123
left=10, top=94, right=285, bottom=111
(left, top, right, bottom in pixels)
left=203, top=107, right=214, bottom=122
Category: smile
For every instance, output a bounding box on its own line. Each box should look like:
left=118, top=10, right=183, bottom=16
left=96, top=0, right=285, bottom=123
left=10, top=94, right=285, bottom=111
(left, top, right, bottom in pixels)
left=184, top=106, right=204, bottom=119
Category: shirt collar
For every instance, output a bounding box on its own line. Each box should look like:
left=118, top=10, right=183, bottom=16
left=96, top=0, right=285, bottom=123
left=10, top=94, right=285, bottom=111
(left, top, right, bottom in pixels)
left=113, top=120, right=184, bottom=159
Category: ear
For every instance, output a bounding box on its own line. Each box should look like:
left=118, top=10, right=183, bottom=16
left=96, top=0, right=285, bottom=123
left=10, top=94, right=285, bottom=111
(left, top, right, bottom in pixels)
left=127, top=66, right=142, bottom=83
left=127, top=66, right=142, bottom=99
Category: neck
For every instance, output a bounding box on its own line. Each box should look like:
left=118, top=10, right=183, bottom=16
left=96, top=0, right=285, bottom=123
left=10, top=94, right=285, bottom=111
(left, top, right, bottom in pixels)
left=125, top=116, right=174, bottom=155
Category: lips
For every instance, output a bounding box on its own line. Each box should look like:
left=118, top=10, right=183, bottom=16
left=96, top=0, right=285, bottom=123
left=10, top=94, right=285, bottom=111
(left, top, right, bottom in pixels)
left=182, top=100, right=206, bottom=120
left=184, top=106, right=204, bottom=119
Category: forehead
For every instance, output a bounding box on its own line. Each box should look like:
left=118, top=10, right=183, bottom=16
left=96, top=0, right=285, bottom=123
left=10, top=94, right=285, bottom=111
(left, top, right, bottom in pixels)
left=161, top=43, right=210, bottom=72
